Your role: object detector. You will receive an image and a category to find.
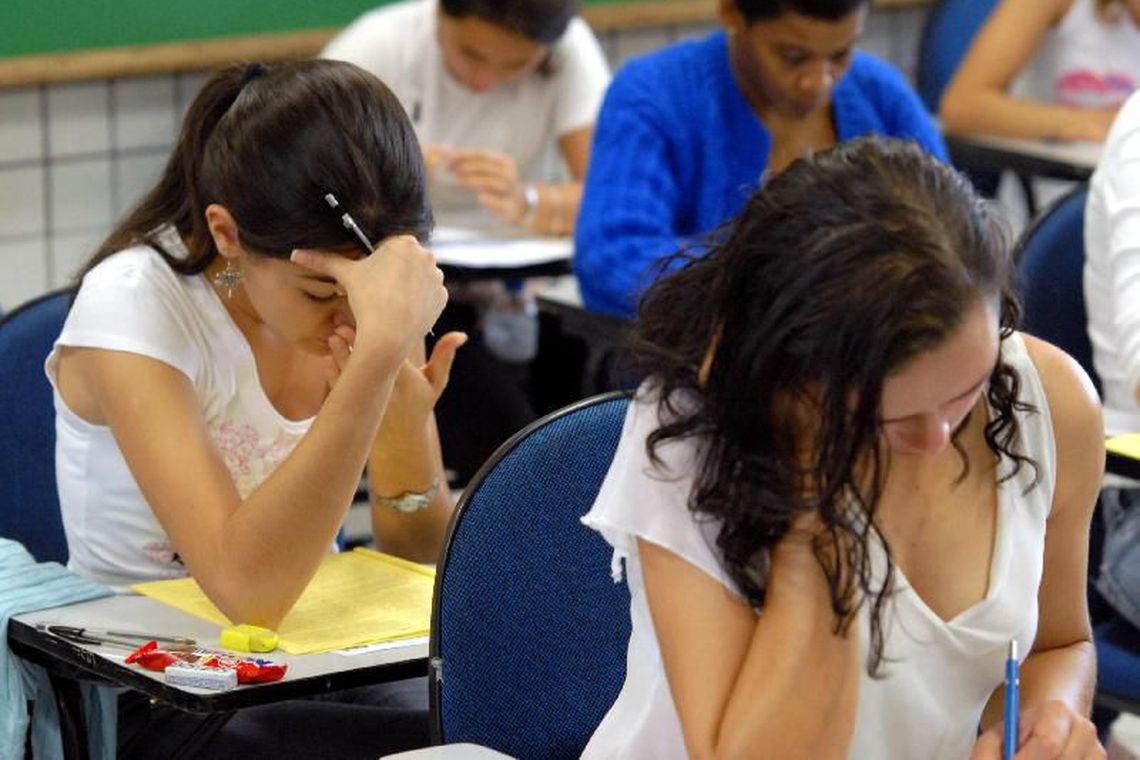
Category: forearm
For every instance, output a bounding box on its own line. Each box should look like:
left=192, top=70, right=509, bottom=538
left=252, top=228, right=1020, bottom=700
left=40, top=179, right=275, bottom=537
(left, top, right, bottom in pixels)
left=941, top=90, right=1108, bottom=142
left=523, top=181, right=582, bottom=237
left=368, top=412, right=452, bottom=562
left=714, top=547, right=860, bottom=759
left=979, top=640, right=1097, bottom=732
left=211, top=346, right=405, bottom=626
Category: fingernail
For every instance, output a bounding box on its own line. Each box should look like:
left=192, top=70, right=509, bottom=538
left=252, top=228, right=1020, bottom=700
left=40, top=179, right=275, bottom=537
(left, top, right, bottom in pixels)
left=290, top=250, right=310, bottom=264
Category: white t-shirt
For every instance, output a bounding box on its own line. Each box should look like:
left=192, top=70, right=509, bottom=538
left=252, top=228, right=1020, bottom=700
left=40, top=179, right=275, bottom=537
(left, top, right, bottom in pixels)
left=1015, top=0, right=1140, bottom=107
left=1087, top=90, right=1140, bottom=438
left=45, top=238, right=313, bottom=589
left=322, top=0, right=610, bottom=222
left=581, top=332, right=1056, bottom=760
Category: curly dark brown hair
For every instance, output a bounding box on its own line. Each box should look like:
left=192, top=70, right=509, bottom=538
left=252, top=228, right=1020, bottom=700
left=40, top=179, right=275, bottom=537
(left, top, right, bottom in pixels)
left=633, top=137, right=1037, bottom=675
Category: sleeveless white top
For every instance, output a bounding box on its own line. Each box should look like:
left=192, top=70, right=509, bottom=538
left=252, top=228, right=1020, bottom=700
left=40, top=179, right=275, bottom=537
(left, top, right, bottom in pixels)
left=1015, top=0, right=1140, bottom=108
left=46, top=237, right=314, bottom=588
left=581, top=333, right=1056, bottom=759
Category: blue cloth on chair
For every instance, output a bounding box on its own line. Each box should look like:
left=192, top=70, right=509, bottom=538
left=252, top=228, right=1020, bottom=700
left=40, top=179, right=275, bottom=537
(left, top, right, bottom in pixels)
left=0, top=538, right=117, bottom=759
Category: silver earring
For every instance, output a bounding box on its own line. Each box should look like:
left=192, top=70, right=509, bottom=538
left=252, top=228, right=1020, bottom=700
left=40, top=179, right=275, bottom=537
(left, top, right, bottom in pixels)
left=213, top=259, right=243, bottom=299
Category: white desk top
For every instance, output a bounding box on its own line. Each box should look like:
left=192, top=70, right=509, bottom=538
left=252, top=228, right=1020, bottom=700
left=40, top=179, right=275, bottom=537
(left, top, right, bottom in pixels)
left=947, top=132, right=1102, bottom=177
left=13, top=593, right=427, bottom=702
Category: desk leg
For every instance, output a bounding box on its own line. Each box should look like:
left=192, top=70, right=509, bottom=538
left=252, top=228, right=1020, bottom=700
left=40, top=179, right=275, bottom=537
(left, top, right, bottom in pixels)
left=48, top=673, right=89, bottom=760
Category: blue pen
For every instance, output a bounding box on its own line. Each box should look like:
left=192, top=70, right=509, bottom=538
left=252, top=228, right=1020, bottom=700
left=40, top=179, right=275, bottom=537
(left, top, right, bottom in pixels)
left=1004, top=639, right=1020, bottom=760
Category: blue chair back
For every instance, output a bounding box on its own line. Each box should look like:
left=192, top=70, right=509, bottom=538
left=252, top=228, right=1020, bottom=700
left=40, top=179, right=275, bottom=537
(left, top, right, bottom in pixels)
left=915, top=0, right=999, bottom=113
left=1015, top=184, right=1098, bottom=390
left=0, top=290, right=72, bottom=563
left=430, top=392, right=632, bottom=759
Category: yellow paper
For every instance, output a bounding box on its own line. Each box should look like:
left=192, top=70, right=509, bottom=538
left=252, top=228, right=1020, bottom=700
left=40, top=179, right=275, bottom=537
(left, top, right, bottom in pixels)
left=132, top=548, right=435, bottom=654
left=1108, top=434, right=1140, bottom=460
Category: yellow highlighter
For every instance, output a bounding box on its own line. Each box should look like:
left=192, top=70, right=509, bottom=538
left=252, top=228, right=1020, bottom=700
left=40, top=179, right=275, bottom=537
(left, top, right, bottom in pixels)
left=220, top=624, right=279, bottom=653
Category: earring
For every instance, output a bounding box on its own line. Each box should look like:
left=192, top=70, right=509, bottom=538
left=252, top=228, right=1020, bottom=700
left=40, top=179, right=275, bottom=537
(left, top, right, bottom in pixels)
left=213, top=259, right=243, bottom=299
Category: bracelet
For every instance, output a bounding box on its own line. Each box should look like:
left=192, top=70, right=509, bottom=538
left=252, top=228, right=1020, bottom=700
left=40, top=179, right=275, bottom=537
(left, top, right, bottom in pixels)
left=374, top=475, right=441, bottom=514
left=520, top=184, right=540, bottom=228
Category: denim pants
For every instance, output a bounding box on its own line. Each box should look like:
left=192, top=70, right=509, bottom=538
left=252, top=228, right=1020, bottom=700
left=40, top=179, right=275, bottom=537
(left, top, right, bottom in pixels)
left=1097, top=486, right=1140, bottom=630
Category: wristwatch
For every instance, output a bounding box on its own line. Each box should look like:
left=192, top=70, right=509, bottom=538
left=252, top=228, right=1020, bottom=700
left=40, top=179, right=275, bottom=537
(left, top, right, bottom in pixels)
left=375, top=476, right=440, bottom=513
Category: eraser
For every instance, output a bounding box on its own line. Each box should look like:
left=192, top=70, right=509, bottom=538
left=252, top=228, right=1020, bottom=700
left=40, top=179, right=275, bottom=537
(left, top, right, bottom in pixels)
left=165, top=664, right=238, bottom=691
left=220, top=624, right=279, bottom=653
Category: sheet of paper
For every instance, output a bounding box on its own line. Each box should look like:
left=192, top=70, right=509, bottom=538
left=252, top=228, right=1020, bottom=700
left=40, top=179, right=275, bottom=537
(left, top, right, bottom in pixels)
left=1108, top=434, right=1140, bottom=460
left=335, top=635, right=430, bottom=657
left=132, top=548, right=435, bottom=655
left=431, top=225, right=572, bottom=268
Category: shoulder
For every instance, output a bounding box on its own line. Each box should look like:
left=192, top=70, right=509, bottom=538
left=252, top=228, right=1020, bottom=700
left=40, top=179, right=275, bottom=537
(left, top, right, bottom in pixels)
left=843, top=52, right=918, bottom=97
left=604, top=34, right=716, bottom=116
left=322, top=0, right=430, bottom=63
left=80, top=245, right=179, bottom=293
left=555, top=16, right=604, bottom=56
left=1019, top=332, right=1104, bottom=474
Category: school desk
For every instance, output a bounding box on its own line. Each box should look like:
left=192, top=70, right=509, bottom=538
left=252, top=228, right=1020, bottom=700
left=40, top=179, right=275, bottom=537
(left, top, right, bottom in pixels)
left=9, top=593, right=428, bottom=760
left=946, top=133, right=1102, bottom=183
left=433, top=223, right=572, bottom=283
left=536, top=275, right=627, bottom=345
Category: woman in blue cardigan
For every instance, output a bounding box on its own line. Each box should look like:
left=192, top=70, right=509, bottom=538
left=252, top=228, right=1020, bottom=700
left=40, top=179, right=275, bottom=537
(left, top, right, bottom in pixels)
left=574, top=0, right=947, bottom=317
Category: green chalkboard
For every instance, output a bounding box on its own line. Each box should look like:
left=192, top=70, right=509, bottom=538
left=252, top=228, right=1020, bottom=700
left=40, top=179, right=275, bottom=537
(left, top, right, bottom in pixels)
left=0, top=0, right=627, bottom=60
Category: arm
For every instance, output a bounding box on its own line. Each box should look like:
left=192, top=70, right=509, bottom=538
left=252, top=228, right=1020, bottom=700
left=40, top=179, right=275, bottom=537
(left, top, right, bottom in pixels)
left=55, top=238, right=446, bottom=628
left=443, top=126, right=592, bottom=237
left=641, top=527, right=860, bottom=760
left=1096, top=138, right=1140, bottom=405
left=573, top=71, right=688, bottom=318
left=940, top=0, right=1116, bottom=141
left=972, top=336, right=1104, bottom=759
left=368, top=334, right=466, bottom=562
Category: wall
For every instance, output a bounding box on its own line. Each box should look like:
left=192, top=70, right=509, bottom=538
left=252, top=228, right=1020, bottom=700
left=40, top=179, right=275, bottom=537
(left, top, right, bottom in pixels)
left=0, top=5, right=926, bottom=311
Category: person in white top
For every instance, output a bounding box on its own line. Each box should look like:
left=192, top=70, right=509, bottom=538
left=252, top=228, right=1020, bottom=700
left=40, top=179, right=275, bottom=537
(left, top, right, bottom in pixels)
left=581, top=138, right=1105, bottom=759
left=323, top=0, right=611, bottom=484
left=1085, top=90, right=1140, bottom=633
left=323, top=0, right=610, bottom=235
left=49, top=60, right=461, bottom=757
left=942, top=0, right=1140, bottom=142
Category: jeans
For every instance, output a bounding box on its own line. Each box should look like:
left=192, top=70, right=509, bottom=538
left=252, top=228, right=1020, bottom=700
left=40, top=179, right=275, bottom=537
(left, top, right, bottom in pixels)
left=1097, top=486, right=1140, bottom=630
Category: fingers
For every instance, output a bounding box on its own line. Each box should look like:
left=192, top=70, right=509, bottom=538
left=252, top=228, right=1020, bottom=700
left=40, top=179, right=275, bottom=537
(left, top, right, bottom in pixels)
left=323, top=324, right=355, bottom=390
left=969, top=730, right=1002, bottom=760
left=1015, top=702, right=1103, bottom=760
left=422, top=331, right=468, bottom=397
left=291, top=248, right=354, bottom=280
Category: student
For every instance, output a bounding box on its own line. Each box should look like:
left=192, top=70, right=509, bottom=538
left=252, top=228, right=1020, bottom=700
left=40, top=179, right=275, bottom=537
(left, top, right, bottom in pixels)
left=48, top=60, right=458, bottom=758
left=941, top=0, right=1140, bottom=142
left=1086, top=90, right=1140, bottom=632
left=573, top=0, right=946, bottom=318
left=323, top=0, right=611, bottom=482
left=582, top=138, right=1104, bottom=759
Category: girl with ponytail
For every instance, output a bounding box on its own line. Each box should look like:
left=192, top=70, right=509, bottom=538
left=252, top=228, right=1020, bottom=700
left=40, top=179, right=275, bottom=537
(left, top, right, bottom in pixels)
left=50, top=59, right=458, bottom=757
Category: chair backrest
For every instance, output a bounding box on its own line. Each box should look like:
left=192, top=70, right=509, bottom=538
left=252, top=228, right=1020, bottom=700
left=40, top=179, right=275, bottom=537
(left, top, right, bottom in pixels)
left=0, top=289, right=73, bottom=563
left=430, top=391, right=632, bottom=760
left=1014, top=184, right=1099, bottom=389
left=915, top=0, right=999, bottom=113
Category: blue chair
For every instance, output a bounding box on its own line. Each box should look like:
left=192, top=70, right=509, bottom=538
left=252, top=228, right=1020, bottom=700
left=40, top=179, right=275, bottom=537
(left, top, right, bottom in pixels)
left=429, top=391, right=632, bottom=759
left=1015, top=184, right=1140, bottom=714
left=0, top=289, right=73, bottom=563
left=917, top=0, right=1037, bottom=213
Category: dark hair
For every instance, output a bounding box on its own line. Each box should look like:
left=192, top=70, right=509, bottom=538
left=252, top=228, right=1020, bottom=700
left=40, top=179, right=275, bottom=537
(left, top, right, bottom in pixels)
left=440, top=0, right=578, bottom=44
left=79, top=59, right=429, bottom=281
left=734, top=0, right=868, bottom=23
left=635, top=137, right=1035, bottom=676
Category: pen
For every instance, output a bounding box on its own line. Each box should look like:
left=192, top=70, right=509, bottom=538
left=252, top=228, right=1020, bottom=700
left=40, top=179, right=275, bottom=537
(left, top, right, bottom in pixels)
left=39, top=624, right=197, bottom=647
left=323, top=193, right=375, bottom=254
left=1003, top=639, right=1019, bottom=760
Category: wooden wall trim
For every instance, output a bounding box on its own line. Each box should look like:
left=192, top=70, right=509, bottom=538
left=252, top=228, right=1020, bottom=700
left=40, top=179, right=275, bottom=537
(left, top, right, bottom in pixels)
left=0, top=0, right=929, bottom=89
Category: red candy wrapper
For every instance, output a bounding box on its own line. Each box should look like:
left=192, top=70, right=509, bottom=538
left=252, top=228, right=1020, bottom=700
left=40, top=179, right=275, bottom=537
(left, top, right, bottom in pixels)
left=125, top=640, right=287, bottom=684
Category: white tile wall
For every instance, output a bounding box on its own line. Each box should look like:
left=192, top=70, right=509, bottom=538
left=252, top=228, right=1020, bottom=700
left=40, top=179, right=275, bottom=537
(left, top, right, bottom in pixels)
left=51, top=229, right=105, bottom=287
left=0, top=8, right=932, bottom=312
left=114, top=151, right=168, bottom=217
left=46, top=82, right=110, bottom=157
left=0, top=166, right=45, bottom=239
left=0, top=88, right=43, bottom=163
left=50, top=158, right=114, bottom=233
left=0, top=238, right=48, bottom=309
left=113, top=76, right=177, bottom=150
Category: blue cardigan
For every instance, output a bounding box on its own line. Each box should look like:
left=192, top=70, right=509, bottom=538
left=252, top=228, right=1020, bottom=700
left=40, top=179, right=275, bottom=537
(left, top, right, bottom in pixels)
left=574, top=31, right=948, bottom=317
